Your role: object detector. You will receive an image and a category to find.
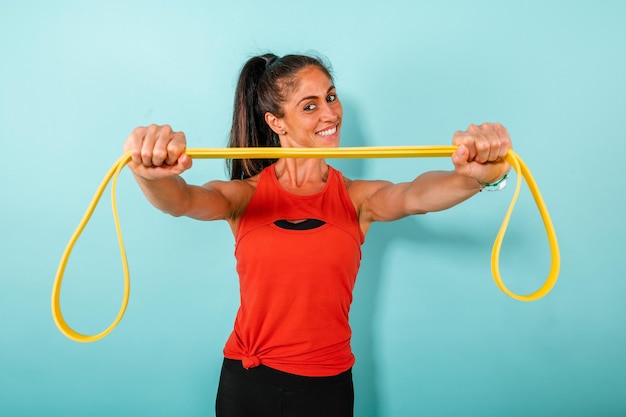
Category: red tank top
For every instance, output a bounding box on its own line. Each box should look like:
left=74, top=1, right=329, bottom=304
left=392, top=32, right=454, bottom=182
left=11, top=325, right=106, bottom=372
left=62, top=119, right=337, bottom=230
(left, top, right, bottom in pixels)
left=223, top=164, right=364, bottom=377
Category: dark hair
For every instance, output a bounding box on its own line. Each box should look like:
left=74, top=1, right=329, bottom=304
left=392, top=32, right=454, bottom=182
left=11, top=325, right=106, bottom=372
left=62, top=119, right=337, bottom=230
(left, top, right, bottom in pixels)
left=227, top=53, right=334, bottom=180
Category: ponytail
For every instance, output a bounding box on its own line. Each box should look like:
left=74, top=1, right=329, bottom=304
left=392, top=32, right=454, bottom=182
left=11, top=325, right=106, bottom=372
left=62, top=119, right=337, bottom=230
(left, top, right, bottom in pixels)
left=227, top=54, right=279, bottom=180
left=227, top=53, right=334, bottom=180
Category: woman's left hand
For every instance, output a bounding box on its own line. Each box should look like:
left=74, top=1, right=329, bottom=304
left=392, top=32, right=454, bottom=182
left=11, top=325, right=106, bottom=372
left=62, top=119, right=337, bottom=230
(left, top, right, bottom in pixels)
left=451, top=122, right=512, bottom=184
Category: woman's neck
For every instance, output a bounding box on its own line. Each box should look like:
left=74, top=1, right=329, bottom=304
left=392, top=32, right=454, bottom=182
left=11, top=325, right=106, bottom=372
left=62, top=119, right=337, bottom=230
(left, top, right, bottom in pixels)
left=273, top=158, right=329, bottom=194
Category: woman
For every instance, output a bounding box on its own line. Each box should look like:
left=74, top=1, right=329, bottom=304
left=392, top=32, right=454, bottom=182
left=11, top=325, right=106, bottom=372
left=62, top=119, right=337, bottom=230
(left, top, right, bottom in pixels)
left=124, top=53, right=511, bottom=417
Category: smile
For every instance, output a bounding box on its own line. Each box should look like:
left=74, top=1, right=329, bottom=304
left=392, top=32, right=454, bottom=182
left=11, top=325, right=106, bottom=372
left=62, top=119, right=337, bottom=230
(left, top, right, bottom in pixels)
left=316, top=126, right=337, bottom=137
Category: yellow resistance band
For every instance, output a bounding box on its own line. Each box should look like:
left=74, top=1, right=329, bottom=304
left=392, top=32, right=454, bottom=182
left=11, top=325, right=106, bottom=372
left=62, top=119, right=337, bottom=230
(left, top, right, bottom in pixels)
left=52, top=146, right=560, bottom=342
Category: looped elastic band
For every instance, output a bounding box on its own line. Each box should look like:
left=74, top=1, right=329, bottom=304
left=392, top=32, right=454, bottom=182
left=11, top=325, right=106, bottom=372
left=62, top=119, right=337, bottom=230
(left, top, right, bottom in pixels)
left=52, top=146, right=560, bottom=342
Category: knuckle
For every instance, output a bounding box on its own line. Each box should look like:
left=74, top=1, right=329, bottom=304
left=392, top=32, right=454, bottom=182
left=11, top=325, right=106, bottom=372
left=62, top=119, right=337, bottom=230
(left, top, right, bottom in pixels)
left=172, top=132, right=186, bottom=145
left=452, top=131, right=469, bottom=144
left=475, top=140, right=489, bottom=152
left=153, top=149, right=167, bottom=160
left=145, top=124, right=159, bottom=137
left=166, top=141, right=182, bottom=153
left=141, top=149, right=152, bottom=159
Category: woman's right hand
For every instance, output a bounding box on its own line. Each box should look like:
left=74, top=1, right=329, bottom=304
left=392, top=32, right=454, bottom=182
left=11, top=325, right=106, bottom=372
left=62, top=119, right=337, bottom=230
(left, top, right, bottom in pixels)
left=123, top=124, right=192, bottom=180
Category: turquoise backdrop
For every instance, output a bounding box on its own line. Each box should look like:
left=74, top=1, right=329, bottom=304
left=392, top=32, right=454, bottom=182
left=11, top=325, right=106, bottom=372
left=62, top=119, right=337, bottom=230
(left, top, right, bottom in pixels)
left=1, top=1, right=624, bottom=416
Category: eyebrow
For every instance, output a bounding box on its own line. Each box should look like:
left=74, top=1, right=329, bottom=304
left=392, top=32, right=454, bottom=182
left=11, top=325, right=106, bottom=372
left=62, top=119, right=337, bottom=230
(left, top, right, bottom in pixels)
left=296, top=85, right=336, bottom=106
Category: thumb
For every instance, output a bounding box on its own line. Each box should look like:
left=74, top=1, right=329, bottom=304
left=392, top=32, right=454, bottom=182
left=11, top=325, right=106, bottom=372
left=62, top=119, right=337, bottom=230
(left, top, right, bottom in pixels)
left=172, top=153, right=192, bottom=175
left=452, top=144, right=470, bottom=171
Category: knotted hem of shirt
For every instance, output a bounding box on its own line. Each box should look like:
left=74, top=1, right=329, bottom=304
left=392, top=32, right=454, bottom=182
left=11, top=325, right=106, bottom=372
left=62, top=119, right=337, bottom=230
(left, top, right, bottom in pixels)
left=242, top=355, right=261, bottom=369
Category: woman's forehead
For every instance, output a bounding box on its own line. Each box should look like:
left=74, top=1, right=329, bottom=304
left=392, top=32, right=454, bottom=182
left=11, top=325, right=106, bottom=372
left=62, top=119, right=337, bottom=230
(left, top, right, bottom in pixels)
left=290, top=66, right=334, bottom=98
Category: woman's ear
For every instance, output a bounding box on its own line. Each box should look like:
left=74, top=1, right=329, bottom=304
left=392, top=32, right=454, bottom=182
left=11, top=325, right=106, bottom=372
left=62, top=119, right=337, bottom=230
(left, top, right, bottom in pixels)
left=265, top=112, right=285, bottom=135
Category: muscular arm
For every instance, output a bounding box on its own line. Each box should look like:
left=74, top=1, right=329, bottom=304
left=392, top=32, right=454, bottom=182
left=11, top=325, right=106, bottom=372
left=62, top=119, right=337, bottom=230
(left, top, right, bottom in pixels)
left=132, top=174, right=247, bottom=221
left=352, top=122, right=512, bottom=234
left=124, top=124, right=253, bottom=224
left=356, top=170, right=481, bottom=222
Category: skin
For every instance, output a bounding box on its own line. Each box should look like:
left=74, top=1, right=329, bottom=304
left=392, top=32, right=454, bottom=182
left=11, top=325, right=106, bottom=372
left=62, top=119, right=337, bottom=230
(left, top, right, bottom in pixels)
left=124, top=66, right=512, bottom=236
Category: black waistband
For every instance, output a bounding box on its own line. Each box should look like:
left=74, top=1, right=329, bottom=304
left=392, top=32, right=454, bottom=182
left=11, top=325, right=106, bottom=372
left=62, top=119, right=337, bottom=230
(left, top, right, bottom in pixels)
left=222, top=358, right=352, bottom=390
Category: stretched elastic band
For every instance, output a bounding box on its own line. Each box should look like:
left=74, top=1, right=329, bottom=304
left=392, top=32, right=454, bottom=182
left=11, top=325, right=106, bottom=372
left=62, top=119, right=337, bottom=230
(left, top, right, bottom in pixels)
left=52, top=146, right=560, bottom=342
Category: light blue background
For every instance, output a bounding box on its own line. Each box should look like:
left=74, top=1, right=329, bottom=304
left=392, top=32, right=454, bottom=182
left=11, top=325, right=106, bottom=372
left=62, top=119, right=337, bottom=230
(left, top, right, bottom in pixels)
left=1, top=1, right=624, bottom=416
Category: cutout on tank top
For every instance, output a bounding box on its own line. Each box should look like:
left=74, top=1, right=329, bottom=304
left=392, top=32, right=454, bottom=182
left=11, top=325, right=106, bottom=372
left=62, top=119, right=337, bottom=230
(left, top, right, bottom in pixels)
left=273, top=219, right=326, bottom=230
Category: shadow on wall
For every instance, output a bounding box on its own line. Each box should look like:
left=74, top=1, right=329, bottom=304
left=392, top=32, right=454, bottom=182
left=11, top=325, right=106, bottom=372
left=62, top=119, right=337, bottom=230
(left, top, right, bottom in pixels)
left=338, top=98, right=421, bottom=417
left=331, top=97, right=378, bottom=417
left=338, top=98, right=491, bottom=417
left=335, top=97, right=395, bottom=417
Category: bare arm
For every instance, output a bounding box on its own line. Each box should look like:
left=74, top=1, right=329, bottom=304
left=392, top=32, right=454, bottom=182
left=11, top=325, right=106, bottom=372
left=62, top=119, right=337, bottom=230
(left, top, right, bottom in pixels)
left=124, top=124, right=250, bottom=222
left=352, top=123, right=512, bottom=233
left=131, top=175, right=248, bottom=221
left=355, top=170, right=480, bottom=222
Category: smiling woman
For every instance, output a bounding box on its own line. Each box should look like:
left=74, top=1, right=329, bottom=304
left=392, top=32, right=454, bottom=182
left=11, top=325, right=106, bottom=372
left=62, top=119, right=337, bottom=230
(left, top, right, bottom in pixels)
left=227, top=54, right=341, bottom=181
left=122, top=52, right=513, bottom=417
left=265, top=66, right=342, bottom=149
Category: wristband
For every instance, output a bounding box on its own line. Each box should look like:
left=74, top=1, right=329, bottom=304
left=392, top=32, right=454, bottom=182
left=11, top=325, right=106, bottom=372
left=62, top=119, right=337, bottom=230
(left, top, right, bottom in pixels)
left=479, top=172, right=509, bottom=192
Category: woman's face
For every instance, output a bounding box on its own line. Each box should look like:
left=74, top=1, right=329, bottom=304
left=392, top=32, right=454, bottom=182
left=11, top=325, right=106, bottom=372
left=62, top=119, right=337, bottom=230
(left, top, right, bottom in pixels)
left=272, top=66, right=343, bottom=148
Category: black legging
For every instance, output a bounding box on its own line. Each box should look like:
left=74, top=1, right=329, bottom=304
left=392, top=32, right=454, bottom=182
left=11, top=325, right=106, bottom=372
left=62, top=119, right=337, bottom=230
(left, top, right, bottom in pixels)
left=216, top=358, right=354, bottom=417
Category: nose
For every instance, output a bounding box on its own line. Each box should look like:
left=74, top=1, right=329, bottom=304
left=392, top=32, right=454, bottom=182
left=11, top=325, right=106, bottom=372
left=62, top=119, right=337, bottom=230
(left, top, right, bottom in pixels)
left=321, top=100, right=341, bottom=122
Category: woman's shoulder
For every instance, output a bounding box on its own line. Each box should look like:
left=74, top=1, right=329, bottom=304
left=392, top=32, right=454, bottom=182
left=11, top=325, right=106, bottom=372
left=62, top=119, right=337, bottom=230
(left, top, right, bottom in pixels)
left=201, top=174, right=260, bottom=220
left=343, top=177, right=395, bottom=235
left=207, top=174, right=259, bottom=199
left=344, top=177, right=393, bottom=198
left=344, top=177, right=393, bottom=214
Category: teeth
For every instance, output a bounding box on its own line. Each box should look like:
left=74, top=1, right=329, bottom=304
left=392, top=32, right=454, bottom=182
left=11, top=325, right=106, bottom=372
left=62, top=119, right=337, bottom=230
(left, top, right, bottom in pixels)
left=317, top=127, right=337, bottom=137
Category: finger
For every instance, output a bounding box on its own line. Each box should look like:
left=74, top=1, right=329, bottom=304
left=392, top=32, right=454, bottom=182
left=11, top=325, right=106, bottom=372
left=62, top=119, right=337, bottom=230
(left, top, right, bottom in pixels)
left=475, top=123, right=509, bottom=163
left=483, top=123, right=503, bottom=162
left=493, top=123, right=512, bottom=159
left=139, top=124, right=161, bottom=166
left=165, top=131, right=187, bottom=166
left=124, top=126, right=146, bottom=165
left=471, top=124, right=492, bottom=164
left=451, top=144, right=471, bottom=176
left=171, top=153, right=193, bottom=175
left=452, top=129, right=477, bottom=161
left=152, top=124, right=174, bottom=167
